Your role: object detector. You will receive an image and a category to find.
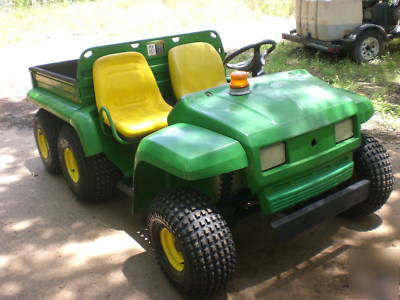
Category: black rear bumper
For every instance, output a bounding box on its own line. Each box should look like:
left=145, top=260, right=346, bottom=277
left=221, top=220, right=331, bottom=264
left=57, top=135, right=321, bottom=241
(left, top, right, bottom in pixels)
left=282, top=32, right=344, bottom=53
left=271, top=179, right=370, bottom=243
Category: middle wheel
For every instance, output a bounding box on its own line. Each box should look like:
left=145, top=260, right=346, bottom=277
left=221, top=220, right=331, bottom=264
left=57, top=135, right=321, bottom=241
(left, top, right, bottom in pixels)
left=57, top=125, right=119, bottom=203
left=147, top=190, right=236, bottom=295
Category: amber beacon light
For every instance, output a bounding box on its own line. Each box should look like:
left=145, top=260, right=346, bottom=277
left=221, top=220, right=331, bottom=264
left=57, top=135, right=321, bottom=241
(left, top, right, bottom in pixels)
left=229, top=71, right=250, bottom=96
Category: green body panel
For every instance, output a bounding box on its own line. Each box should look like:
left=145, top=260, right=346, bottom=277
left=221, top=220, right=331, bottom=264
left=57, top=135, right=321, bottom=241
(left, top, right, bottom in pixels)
left=132, top=123, right=248, bottom=214
left=261, top=153, right=354, bottom=213
left=76, top=30, right=224, bottom=106
left=132, top=163, right=225, bottom=214
left=168, top=69, right=373, bottom=214
left=27, top=88, right=102, bottom=155
left=27, top=88, right=135, bottom=177
left=135, top=123, right=248, bottom=180
left=26, top=31, right=375, bottom=216
left=27, top=30, right=224, bottom=178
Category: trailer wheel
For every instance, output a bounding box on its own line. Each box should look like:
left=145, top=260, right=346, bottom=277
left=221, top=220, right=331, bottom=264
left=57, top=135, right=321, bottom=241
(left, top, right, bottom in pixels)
left=33, top=110, right=62, bottom=173
left=344, top=134, right=394, bottom=217
left=351, top=30, right=384, bottom=63
left=57, top=125, right=119, bottom=203
left=147, top=190, right=236, bottom=295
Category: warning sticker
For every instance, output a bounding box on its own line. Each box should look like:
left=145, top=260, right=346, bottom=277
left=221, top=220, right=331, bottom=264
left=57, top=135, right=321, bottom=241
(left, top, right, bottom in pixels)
left=146, top=40, right=165, bottom=56
left=147, top=44, right=157, bottom=56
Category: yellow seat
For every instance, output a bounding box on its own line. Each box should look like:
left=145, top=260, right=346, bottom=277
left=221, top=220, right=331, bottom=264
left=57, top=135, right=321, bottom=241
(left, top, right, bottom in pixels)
left=168, top=42, right=227, bottom=99
left=93, top=52, right=172, bottom=138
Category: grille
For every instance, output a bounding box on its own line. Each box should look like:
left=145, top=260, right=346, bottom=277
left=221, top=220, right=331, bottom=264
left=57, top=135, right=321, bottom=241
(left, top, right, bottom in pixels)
left=267, top=159, right=354, bottom=213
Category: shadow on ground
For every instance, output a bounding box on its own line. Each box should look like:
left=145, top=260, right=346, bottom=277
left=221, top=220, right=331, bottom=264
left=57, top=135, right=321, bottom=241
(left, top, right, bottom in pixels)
left=0, top=98, right=36, bottom=129
left=0, top=101, right=398, bottom=299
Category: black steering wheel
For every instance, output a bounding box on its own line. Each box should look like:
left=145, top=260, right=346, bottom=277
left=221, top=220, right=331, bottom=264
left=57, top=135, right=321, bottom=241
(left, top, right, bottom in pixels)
left=223, top=39, right=276, bottom=77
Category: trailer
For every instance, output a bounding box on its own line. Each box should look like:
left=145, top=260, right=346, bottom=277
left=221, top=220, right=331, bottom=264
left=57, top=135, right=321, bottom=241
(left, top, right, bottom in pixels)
left=283, top=0, right=400, bottom=63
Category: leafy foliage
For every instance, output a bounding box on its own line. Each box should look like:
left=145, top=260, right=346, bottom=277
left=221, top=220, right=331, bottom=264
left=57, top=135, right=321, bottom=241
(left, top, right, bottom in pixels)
left=243, top=0, right=295, bottom=17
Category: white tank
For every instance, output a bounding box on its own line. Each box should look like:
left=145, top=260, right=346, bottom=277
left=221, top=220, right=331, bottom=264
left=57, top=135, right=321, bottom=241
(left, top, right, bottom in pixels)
left=296, top=0, right=363, bottom=41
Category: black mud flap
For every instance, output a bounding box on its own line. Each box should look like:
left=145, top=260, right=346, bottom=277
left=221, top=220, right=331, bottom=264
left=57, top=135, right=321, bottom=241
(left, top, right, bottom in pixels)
left=271, top=179, right=370, bottom=244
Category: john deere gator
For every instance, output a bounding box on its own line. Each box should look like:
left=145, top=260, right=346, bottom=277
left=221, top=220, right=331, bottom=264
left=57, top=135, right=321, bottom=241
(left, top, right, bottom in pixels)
left=27, top=30, right=394, bottom=295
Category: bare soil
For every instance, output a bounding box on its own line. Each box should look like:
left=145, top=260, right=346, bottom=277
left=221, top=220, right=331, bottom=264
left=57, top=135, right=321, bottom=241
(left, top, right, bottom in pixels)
left=0, top=95, right=398, bottom=300
left=0, top=22, right=399, bottom=298
left=0, top=98, right=37, bottom=129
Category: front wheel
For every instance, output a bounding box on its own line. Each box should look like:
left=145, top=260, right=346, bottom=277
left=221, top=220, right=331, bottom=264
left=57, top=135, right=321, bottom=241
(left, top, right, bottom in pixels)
left=147, top=190, right=236, bottom=295
left=344, top=134, right=394, bottom=217
left=351, top=30, right=384, bottom=63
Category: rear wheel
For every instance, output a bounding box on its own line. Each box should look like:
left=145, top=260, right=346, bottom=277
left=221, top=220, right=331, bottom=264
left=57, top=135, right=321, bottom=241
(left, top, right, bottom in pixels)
left=57, top=125, right=119, bottom=203
left=147, top=190, right=236, bottom=295
left=344, top=134, right=394, bottom=217
left=33, top=110, right=63, bottom=173
left=351, top=30, right=384, bottom=63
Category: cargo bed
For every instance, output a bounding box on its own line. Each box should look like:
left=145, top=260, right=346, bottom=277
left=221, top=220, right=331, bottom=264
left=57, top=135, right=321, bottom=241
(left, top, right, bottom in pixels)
left=29, top=60, right=79, bottom=103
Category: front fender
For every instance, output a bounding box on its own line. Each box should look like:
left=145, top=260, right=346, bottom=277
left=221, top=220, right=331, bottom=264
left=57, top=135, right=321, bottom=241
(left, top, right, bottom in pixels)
left=352, top=24, right=388, bottom=39
left=134, top=123, right=248, bottom=181
left=340, top=89, right=374, bottom=124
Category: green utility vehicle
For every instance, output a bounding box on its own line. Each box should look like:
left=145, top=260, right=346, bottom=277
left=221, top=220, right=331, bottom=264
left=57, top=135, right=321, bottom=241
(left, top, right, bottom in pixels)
left=28, top=30, right=394, bottom=295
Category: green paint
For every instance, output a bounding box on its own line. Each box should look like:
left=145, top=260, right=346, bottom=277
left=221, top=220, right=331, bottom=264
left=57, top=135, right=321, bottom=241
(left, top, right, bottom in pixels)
left=135, top=123, right=248, bottom=180
left=168, top=69, right=371, bottom=210
left=27, top=31, right=374, bottom=215
left=27, top=30, right=224, bottom=178
left=261, top=154, right=354, bottom=213
left=76, top=30, right=225, bottom=106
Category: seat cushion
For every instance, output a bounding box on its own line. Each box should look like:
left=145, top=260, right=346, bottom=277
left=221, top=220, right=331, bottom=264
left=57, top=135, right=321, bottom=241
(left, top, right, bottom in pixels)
left=93, top=52, right=172, bottom=138
left=112, top=104, right=171, bottom=137
left=168, top=42, right=227, bottom=100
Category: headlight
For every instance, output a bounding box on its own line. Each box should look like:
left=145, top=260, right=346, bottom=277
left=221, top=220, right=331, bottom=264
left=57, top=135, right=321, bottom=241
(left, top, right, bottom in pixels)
left=260, top=142, right=286, bottom=171
left=335, top=118, right=354, bottom=143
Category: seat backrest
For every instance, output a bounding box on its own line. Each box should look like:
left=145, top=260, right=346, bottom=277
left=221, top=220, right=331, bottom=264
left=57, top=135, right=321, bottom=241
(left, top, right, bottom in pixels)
left=168, top=42, right=227, bottom=99
left=93, top=52, right=164, bottom=113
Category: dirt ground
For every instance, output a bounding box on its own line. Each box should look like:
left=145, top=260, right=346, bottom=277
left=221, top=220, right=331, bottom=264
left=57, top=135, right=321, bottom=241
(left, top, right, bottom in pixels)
left=0, top=96, right=398, bottom=300
left=0, top=21, right=399, bottom=299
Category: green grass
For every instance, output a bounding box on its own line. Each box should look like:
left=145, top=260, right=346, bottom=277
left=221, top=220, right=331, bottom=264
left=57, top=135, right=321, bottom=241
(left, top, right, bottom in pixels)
left=243, top=0, right=295, bottom=18
left=5, top=0, right=295, bottom=16
left=5, top=0, right=86, bottom=7
left=0, top=0, right=275, bottom=47
left=0, top=0, right=293, bottom=47
left=263, top=41, right=400, bottom=117
left=2, top=0, right=398, bottom=118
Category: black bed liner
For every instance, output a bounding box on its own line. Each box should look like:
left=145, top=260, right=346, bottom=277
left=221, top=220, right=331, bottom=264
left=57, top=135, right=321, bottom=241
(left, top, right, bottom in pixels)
left=29, top=60, right=78, bottom=84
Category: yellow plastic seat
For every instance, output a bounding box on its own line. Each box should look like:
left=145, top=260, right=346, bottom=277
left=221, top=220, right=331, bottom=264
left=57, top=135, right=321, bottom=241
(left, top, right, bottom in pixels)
left=168, top=42, right=227, bottom=99
left=93, top=52, right=172, bottom=138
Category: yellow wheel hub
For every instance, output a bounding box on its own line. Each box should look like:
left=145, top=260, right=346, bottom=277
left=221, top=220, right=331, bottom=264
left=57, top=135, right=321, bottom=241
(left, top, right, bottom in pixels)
left=160, top=228, right=184, bottom=272
left=36, top=128, right=49, bottom=159
left=64, top=147, right=80, bottom=183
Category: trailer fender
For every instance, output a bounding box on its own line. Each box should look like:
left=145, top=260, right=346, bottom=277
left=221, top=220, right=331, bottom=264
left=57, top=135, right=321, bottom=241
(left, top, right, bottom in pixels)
left=344, top=24, right=388, bottom=47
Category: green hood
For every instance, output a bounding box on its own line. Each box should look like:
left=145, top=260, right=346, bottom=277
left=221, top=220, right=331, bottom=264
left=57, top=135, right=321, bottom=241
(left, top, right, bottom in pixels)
left=168, top=70, right=373, bottom=148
